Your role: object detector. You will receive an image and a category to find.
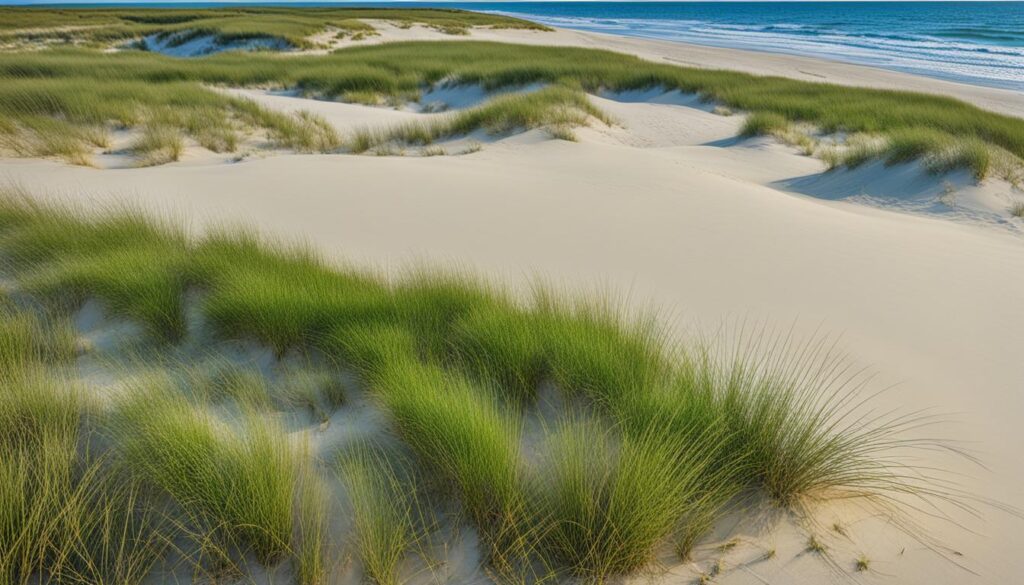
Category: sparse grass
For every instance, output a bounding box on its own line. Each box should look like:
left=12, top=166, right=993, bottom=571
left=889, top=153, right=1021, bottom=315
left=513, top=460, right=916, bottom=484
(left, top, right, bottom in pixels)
left=333, top=19, right=378, bottom=41
left=461, top=140, right=483, bottom=154
left=839, top=134, right=889, bottom=168
left=855, top=554, right=871, bottom=572
left=294, top=467, right=331, bottom=585
left=0, top=76, right=338, bottom=166
left=806, top=535, right=827, bottom=554
left=338, top=445, right=426, bottom=585
left=131, top=123, right=184, bottom=166
left=279, top=367, right=346, bottom=422
left=548, top=124, right=577, bottom=142
left=0, top=191, right=984, bottom=581
left=349, top=86, right=609, bottom=152
left=192, top=363, right=274, bottom=408
left=1009, top=200, right=1024, bottom=218
left=420, top=145, right=446, bottom=157
left=939, top=181, right=958, bottom=207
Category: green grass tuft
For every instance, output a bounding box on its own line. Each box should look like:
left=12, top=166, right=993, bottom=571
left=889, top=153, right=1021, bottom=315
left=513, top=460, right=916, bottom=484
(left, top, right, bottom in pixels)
left=338, top=445, right=426, bottom=585
left=111, top=382, right=304, bottom=566
left=740, top=112, right=790, bottom=137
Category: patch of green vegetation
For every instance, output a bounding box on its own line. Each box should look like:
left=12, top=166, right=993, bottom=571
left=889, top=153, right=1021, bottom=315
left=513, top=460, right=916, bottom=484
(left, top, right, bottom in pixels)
left=740, top=112, right=790, bottom=137
left=856, top=553, right=871, bottom=572
left=337, top=445, right=427, bottom=585
left=374, top=358, right=524, bottom=547
left=0, top=36, right=1021, bottom=174
left=111, top=380, right=311, bottom=567
left=334, top=19, right=379, bottom=41
left=349, top=86, right=609, bottom=152
left=0, top=7, right=548, bottom=49
left=536, top=417, right=723, bottom=579
left=0, top=190, right=977, bottom=581
left=0, top=76, right=338, bottom=165
left=0, top=304, right=167, bottom=585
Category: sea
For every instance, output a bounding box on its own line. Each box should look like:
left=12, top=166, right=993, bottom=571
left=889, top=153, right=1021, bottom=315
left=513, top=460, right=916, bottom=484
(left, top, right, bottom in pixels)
left=7, top=1, right=1024, bottom=91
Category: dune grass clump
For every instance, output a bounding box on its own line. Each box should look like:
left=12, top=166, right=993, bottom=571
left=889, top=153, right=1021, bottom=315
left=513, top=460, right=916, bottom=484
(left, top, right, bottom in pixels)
left=539, top=301, right=673, bottom=410
left=0, top=196, right=191, bottom=340
left=705, top=331, right=957, bottom=510
left=195, top=233, right=388, bottom=353
left=0, top=301, right=75, bottom=370
left=925, top=137, right=991, bottom=180
left=372, top=358, right=525, bottom=547
left=293, top=468, right=331, bottom=585
left=131, top=123, right=184, bottom=166
left=338, top=446, right=426, bottom=585
left=191, top=363, right=274, bottom=409
left=111, top=383, right=306, bottom=566
left=349, top=86, right=610, bottom=153
left=740, top=112, right=790, bottom=138
left=0, top=191, right=984, bottom=581
left=449, top=304, right=547, bottom=403
left=535, top=418, right=723, bottom=579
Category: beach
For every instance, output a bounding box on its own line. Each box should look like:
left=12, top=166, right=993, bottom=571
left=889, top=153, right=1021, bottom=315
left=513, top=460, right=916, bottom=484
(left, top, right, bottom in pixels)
left=1, top=10, right=1023, bottom=585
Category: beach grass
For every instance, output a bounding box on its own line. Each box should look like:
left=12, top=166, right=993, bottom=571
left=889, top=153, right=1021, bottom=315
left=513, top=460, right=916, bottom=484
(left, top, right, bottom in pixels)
left=0, top=189, right=978, bottom=581
left=111, top=381, right=305, bottom=566
left=0, top=7, right=548, bottom=49
left=0, top=36, right=1019, bottom=172
left=373, top=358, right=525, bottom=545
left=348, top=86, right=611, bottom=152
left=534, top=417, right=725, bottom=579
left=337, top=445, right=426, bottom=585
left=0, top=304, right=168, bottom=585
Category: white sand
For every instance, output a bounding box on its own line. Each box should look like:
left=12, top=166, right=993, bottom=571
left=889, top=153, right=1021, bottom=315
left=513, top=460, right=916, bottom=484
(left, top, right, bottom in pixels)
left=321, top=21, right=1024, bottom=119
left=3, top=25, right=1024, bottom=585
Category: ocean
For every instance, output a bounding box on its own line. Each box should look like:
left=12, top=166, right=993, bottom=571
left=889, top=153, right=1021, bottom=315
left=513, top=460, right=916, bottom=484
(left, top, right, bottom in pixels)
left=454, top=2, right=1024, bottom=91
left=7, top=1, right=1024, bottom=91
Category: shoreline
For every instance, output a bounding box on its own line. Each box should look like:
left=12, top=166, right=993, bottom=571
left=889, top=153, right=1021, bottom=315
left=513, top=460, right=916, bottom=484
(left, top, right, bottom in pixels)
left=468, top=24, right=1024, bottom=119
left=482, top=8, right=1024, bottom=94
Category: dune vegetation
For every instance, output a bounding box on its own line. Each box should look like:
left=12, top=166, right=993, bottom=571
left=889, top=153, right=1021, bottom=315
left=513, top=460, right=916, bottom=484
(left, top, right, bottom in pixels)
left=0, top=7, right=548, bottom=49
left=0, top=188, right=975, bottom=583
left=0, top=33, right=1021, bottom=178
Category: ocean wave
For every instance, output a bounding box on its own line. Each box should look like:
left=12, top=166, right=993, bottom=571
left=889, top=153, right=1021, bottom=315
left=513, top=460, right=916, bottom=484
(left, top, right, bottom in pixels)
left=493, top=10, right=1024, bottom=91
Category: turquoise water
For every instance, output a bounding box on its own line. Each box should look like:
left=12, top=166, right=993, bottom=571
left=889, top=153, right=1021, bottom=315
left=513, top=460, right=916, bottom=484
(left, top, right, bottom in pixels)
left=8, top=2, right=1024, bottom=90
left=452, top=2, right=1024, bottom=91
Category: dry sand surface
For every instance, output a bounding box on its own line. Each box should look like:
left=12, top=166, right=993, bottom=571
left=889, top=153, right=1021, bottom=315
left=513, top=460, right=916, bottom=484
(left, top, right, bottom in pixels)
left=3, top=24, right=1024, bottom=585
left=321, top=21, right=1024, bottom=119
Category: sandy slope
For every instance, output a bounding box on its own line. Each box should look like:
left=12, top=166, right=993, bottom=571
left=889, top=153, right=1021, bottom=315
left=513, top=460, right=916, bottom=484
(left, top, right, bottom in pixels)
left=2, top=26, right=1024, bottom=585
left=322, top=21, right=1024, bottom=119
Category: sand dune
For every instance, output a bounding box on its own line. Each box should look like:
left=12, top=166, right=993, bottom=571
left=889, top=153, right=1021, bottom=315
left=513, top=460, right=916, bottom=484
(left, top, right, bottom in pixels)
left=3, top=25, right=1024, bottom=585
left=319, top=20, right=1024, bottom=119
